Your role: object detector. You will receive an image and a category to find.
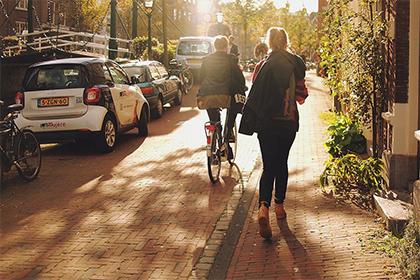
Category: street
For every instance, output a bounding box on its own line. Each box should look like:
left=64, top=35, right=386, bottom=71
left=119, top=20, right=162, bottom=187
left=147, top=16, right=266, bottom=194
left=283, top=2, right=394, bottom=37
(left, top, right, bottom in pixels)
left=0, top=81, right=260, bottom=279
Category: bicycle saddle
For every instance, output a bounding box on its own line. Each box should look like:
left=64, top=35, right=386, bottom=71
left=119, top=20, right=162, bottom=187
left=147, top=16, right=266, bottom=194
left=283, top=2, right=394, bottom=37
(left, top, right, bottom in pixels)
left=8, top=104, right=23, bottom=111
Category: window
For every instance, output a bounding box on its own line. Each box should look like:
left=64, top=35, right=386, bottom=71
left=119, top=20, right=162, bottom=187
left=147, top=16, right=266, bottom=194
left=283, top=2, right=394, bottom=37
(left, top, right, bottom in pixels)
left=107, top=63, right=130, bottom=85
left=177, top=40, right=211, bottom=56
left=16, top=0, right=28, bottom=10
left=102, top=65, right=113, bottom=83
left=156, top=64, right=168, bottom=78
left=123, top=67, right=147, bottom=83
left=25, top=65, right=86, bottom=91
left=15, top=21, right=27, bottom=34
left=148, top=65, right=160, bottom=80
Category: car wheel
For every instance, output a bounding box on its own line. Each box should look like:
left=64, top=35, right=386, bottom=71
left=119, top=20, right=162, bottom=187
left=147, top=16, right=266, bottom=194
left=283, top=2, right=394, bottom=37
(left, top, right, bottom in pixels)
left=152, top=96, right=164, bottom=119
left=138, top=107, right=149, bottom=137
left=173, top=88, right=183, bottom=106
left=97, top=115, right=116, bottom=153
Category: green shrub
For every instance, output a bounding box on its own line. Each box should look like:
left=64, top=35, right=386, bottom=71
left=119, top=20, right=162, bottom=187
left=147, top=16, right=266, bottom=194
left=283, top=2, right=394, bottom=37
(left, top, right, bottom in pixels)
left=396, top=218, right=420, bottom=279
left=131, top=36, right=159, bottom=59
left=325, top=114, right=367, bottom=157
left=320, top=154, right=385, bottom=196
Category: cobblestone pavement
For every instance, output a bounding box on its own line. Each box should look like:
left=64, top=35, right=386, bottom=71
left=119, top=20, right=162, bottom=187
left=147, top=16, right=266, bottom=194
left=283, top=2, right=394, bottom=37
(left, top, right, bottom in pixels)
left=226, top=71, right=398, bottom=280
left=0, top=86, right=260, bottom=279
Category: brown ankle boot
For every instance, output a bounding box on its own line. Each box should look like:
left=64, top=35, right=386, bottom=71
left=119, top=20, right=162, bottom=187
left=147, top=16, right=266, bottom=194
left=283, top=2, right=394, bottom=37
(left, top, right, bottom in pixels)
left=275, top=203, right=286, bottom=220
left=258, top=205, right=272, bottom=239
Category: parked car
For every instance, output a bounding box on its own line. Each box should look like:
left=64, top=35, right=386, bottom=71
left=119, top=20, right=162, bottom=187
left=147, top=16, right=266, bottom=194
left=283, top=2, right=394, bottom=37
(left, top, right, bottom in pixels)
left=121, top=60, right=183, bottom=118
left=175, top=36, right=215, bottom=71
left=15, top=57, right=150, bottom=153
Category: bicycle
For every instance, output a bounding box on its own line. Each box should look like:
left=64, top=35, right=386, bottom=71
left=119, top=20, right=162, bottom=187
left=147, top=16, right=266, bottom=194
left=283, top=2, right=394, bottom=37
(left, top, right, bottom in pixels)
left=0, top=101, right=41, bottom=185
left=168, top=59, right=194, bottom=94
left=204, top=109, right=238, bottom=184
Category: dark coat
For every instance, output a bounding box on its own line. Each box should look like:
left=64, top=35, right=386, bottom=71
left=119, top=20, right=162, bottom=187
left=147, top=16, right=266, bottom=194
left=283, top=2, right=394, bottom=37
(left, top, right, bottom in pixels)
left=229, top=44, right=239, bottom=57
left=239, top=50, right=306, bottom=135
left=198, top=51, right=245, bottom=97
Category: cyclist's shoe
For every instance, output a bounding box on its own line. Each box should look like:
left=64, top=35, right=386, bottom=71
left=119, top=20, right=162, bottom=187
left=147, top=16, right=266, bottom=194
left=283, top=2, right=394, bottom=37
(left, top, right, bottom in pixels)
left=220, top=147, right=227, bottom=161
left=227, top=130, right=236, bottom=143
left=227, top=145, right=234, bottom=161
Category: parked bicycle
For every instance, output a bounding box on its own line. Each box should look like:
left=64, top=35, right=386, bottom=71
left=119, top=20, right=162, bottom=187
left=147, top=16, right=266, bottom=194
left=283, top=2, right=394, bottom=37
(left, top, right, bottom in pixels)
left=168, top=59, right=194, bottom=94
left=204, top=109, right=238, bottom=184
left=0, top=101, right=41, bottom=185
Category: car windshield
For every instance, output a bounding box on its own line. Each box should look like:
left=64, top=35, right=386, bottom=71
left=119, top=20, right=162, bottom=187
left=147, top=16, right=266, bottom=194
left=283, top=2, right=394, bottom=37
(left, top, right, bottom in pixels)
left=177, top=40, right=211, bottom=56
left=122, top=66, right=147, bottom=83
left=25, top=64, right=86, bottom=91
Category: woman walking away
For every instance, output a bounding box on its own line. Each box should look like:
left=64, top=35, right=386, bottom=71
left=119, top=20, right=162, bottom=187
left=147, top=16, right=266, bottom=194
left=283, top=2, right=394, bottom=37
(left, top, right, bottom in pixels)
left=239, top=27, right=306, bottom=239
left=252, top=42, right=269, bottom=82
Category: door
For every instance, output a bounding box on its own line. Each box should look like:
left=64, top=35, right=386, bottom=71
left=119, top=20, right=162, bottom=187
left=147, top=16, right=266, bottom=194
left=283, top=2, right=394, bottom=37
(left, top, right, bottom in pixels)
left=149, top=63, right=166, bottom=101
left=156, top=63, right=177, bottom=100
left=105, top=62, right=133, bottom=126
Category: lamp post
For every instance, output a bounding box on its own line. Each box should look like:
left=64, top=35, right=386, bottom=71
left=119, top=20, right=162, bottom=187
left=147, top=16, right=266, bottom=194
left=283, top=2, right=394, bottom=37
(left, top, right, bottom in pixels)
left=144, top=0, right=154, bottom=60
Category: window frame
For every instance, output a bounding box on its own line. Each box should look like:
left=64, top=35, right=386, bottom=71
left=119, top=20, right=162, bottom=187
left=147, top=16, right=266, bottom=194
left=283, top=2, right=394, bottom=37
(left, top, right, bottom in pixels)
left=16, top=0, right=28, bottom=11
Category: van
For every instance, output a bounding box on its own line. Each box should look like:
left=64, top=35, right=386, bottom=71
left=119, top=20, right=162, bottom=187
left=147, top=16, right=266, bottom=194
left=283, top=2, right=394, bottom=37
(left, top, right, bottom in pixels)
left=175, top=36, right=215, bottom=71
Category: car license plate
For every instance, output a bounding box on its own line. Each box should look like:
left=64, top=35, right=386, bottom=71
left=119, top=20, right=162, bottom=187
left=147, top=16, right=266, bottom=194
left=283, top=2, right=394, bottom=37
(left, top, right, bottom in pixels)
left=38, top=97, right=69, bottom=107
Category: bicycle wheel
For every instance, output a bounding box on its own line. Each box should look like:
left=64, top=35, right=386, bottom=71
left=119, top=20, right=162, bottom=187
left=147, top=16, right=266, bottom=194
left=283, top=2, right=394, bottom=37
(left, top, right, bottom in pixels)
left=207, top=129, right=221, bottom=184
left=16, top=130, right=41, bottom=181
left=183, top=69, right=194, bottom=91
left=228, top=121, right=238, bottom=164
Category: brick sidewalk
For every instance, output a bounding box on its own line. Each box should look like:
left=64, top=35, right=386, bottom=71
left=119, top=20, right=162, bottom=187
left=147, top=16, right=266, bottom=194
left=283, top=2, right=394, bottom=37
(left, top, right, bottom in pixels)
left=226, top=72, right=398, bottom=280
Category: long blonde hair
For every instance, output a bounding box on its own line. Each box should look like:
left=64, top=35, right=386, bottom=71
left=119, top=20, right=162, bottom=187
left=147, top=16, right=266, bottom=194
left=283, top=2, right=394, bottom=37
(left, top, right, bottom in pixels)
left=267, top=27, right=289, bottom=51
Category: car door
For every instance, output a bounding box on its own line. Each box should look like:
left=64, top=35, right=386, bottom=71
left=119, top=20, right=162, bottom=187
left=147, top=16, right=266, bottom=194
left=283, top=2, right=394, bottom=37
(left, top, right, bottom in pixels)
left=148, top=63, right=166, bottom=101
left=110, top=62, right=144, bottom=126
left=105, top=62, right=133, bottom=126
left=156, top=62, right=177, bottom=101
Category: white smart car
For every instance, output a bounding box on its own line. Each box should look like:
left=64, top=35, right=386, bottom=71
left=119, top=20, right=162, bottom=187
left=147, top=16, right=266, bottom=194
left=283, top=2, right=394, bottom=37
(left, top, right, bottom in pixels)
left=15, top=57, right=150, bottom=153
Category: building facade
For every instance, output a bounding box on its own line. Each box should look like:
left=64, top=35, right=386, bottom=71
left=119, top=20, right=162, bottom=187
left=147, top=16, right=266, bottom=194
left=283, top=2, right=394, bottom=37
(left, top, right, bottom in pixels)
left=0, top=0, right=69, bottom=37
left=381, top=0, right=419, bottom=193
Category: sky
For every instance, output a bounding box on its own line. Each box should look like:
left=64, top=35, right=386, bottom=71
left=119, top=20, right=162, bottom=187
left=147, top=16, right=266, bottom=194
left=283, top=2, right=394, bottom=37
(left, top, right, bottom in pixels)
left=274, top=0, right=318, bottom=13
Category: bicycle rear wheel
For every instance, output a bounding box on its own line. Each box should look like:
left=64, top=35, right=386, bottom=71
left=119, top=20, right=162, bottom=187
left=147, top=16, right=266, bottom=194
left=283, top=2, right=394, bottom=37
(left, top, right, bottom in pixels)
left=228, top=122, right=238, bottom=164
left=16, top=130, right=41, bottom=181
left=207, top=129, right=221, bottom=184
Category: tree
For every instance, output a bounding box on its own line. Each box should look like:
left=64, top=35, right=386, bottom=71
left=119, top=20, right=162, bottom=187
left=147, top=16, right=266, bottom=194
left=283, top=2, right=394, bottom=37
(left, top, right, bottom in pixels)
left=221, top=0, right=258, bottom=58
left=67, top=0, right=109, bottom=32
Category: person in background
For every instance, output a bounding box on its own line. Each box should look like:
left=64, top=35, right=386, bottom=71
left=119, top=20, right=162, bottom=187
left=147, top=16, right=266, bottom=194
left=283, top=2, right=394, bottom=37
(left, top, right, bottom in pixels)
left=239, top=27, right=306, bottom=239
left=229, top=36, right=239, bottom=57
left=252, top=42, right=269, bottom=82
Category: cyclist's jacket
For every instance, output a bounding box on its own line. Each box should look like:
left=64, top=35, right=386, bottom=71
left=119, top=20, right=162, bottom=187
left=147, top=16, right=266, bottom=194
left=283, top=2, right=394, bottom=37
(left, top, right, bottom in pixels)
left=197, top=51, right=244, bottom=109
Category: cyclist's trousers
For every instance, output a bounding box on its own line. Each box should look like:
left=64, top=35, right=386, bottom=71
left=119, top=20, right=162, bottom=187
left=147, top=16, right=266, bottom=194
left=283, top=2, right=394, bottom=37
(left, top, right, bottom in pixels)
left=207, top=108, right=236, bottom=137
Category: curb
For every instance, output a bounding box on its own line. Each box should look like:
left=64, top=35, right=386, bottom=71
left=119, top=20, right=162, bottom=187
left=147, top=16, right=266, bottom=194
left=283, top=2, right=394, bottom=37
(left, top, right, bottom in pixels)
left=189, top=157, right=262, bottom=279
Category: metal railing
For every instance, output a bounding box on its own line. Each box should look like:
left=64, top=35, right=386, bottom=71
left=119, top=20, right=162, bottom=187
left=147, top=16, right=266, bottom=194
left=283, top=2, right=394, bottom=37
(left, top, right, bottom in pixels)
left=2, top=29, right=131, bottom=58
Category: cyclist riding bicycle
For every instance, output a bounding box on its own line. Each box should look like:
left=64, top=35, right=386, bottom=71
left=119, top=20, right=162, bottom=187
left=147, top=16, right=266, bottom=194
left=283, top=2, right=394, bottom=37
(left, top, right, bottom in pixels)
left=197, top=36, right=246, bottom=160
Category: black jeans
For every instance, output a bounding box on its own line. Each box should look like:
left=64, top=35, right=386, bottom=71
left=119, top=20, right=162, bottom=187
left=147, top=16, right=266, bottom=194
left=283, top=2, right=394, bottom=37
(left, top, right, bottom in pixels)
left=258, top=130, right=296, bottom=208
